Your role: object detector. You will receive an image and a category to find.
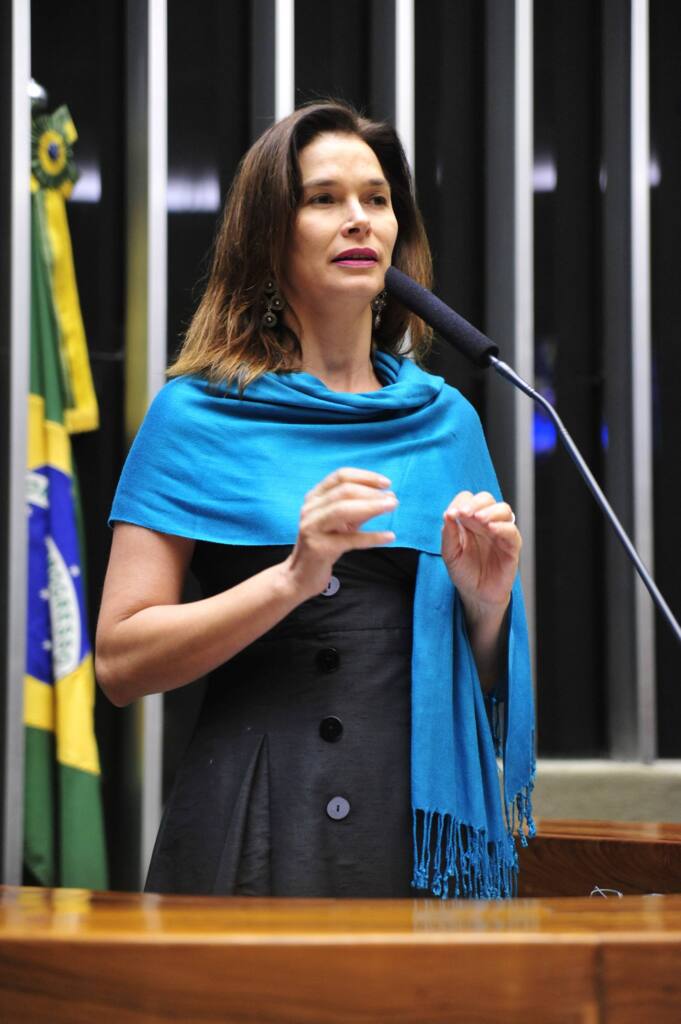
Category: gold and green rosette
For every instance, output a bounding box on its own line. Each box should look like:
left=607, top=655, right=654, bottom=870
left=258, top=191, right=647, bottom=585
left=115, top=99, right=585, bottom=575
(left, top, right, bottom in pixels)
left=30, top=105, right=99, bottom=433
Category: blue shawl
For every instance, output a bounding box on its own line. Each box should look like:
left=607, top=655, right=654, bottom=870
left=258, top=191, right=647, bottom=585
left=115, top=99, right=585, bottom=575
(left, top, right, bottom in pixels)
left=110, top=350, right=535, bottom=898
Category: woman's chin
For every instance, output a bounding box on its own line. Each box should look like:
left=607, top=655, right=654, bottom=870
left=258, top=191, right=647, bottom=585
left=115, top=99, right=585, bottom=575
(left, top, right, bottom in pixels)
left=288, top=276, right=381, bottom=318
left=324, top=277, right=381, bottom=306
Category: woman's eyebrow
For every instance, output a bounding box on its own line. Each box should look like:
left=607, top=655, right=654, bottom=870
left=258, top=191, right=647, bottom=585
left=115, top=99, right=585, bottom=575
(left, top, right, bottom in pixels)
left=302, top=176, right=389, bottom=189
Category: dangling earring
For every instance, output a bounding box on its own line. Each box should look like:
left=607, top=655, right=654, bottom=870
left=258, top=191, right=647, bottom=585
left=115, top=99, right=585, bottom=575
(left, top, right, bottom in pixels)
left=371, top=290, right=387, bottom=330
left=262, top=277, right=285, bottom=328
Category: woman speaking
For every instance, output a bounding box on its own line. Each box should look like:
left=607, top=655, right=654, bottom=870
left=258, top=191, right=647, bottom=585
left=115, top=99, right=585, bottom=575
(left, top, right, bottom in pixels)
left=96, top=100, right=534, bottom=900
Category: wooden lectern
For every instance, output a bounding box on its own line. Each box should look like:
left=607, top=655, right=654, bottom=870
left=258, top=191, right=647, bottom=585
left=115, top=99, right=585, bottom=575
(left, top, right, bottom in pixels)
left=2, top=820, right=681, bottom=1022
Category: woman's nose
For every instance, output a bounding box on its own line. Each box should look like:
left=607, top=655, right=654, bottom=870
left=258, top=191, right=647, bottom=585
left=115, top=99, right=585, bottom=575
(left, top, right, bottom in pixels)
left=342, top=199, right=370, bottom=236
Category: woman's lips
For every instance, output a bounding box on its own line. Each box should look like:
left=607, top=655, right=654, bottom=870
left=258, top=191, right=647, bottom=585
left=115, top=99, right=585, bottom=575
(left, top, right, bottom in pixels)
left=334, top=259, right=377, bottom=267
left=332, top=248, right=379, bottom=268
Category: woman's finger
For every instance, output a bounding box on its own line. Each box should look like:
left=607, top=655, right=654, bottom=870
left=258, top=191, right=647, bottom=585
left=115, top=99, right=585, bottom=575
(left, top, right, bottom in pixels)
left=303, top=495, right=398, bottom=534
left=443, top=508, right=494, bottom=537
left=345, top=530, right=396, bottom=549
left=471, top=501, right=515, bottom=524
left=444, top=510, right=518, bottom=546
left=310, top=467, right=392, bottom=499
left=443, top=490, right=474, bottom=517
left=304, top=481, right=396, bottom=515
left=441, top=515, right=467, bottom=557
left=444, top=490, right=496, bottom=518
left=485, top=520, right=523, bottom=551
left=443, top=504, right=521, bottom=552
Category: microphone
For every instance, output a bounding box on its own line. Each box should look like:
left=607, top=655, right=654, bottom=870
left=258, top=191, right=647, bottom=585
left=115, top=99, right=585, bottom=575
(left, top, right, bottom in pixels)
left=384, top=266, right=499, bottom=367
left=384, top=265, right=681, bottom=646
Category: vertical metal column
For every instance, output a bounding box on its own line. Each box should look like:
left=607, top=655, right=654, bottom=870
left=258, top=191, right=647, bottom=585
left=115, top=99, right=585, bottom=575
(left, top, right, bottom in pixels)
left=1, top=0, right=31, bottom=885
left=603, top=0, right=655, bottom=761
left=275, top=0, right=295, bottom=121
left=630, top=0, right=655, bottom=762
left=395, top=0, right=414, bottom=170
left=250, top=0, right=293, bottom=141
left=125, top=0, right=168, bottom=885
left=484, top=0, right=536, bottom=662
left=626, top=0, right=655, bottom=761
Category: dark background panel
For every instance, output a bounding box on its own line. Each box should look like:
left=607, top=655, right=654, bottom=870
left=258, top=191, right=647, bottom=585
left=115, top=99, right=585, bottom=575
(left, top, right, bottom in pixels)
left=163, top=0, right=253, bottom=803
left=414, top=0, right=486, bottom=415
left=167, top=0, right=251, bottom=366
left=650, top=1, right=681, bottom=756
left=31, top=0, right=128, bottom=883
left=295, top=0, right=371, bottom=112
left=295, top=0, right=397, bottom=122
left=533, top=0, right=606, bottom=755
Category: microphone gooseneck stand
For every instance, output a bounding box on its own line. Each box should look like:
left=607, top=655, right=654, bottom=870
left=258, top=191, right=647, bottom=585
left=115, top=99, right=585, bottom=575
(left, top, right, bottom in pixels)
left=383, top=265, right=681, bottom=646
left=489, top=355, right=681, bottom=646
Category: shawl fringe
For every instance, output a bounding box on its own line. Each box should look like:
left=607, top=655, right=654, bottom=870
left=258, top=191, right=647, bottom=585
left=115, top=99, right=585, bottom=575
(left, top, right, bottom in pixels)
left=412, top=774, right=536, bottom=900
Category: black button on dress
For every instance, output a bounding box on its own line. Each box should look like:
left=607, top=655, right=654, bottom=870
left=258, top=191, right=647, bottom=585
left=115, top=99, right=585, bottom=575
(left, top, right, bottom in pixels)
left=145, top=543, right=419, bottom=898
left=316, top=647, right=340, bottom=673
left=319, top=716, right=343, bottom=742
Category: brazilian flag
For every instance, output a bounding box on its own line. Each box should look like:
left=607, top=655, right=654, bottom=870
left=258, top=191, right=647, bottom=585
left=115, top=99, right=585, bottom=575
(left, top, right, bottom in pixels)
left=24, top=106, right=107, bottom=889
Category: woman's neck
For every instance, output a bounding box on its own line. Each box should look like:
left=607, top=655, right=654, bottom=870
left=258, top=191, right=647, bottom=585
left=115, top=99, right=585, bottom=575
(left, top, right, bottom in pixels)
left=289, top=303, right=382, bottom=393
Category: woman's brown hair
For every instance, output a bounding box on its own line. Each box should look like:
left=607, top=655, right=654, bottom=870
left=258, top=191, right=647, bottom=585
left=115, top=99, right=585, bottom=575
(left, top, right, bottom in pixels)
left=168, top=100, right=433, bottom=389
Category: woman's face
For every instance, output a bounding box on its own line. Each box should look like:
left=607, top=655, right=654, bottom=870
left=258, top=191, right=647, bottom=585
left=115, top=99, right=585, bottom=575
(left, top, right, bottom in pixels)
left=284, top=131, right=399, bottom=315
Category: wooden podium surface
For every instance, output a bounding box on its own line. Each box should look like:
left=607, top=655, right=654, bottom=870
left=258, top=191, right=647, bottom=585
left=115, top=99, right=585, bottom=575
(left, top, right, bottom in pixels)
left=518, top=817, right=681, bottom=896
left=3, top=821, right=681, bottom=1023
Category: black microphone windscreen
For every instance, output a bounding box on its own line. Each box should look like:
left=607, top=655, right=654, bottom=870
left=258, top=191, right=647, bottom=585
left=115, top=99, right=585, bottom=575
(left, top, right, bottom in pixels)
left=384, top=266, right=499, bottom=368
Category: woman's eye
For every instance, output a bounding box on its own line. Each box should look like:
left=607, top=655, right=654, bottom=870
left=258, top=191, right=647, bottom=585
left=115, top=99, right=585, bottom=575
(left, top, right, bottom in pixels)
left=310, top=193, right=334, bottom=205
left=368, top=194, right=389, bottom=206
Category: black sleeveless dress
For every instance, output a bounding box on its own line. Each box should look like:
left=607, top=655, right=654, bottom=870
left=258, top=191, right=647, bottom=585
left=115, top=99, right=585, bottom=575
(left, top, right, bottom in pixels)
left=144, top=542, right=419, bottom=897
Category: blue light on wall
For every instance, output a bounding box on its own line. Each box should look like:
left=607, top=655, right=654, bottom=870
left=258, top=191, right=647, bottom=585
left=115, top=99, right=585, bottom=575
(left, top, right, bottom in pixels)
left=533, top=408, right=557, bottom=455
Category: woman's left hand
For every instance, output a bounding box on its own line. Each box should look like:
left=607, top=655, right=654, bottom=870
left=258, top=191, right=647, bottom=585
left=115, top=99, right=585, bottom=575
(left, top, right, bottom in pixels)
left=441, top=491, right=521, bottom=618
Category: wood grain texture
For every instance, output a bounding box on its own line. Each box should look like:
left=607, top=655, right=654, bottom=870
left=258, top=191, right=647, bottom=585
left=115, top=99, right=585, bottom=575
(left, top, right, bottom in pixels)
left=0, top=940, right=598, bottom=1024
left=0, top=888, right=677, bottom=1023
left=602, top=942, right=681, bottom=1024
left=3, top=820, right=681, bottom=1023
left=518, top=819, right=681, bottom=897
left=531, top=819, right=681, bottom=843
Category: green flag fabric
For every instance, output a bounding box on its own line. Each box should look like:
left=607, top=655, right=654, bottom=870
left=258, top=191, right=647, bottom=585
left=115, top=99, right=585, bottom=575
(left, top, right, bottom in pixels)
left=24, top=106, right=108, bottom=889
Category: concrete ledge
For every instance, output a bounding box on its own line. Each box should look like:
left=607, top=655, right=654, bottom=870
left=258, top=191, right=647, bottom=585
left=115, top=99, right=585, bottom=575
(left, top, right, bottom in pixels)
left=532, top=760, right=681, bottom=822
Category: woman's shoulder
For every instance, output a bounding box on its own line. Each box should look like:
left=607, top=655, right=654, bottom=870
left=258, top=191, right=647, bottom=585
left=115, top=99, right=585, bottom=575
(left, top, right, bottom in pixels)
left=156, top=372, right=210, bottom=402
left=143, top=374, right=214, bottom=424
left=121, top=375, right=223, bottom=457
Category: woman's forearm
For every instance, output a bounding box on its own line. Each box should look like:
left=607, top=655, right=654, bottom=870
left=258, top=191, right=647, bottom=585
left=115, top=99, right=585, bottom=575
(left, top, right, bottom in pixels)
left=461, top=596, right=510, bottom=693
left=96, top=560, right=306, bottom=707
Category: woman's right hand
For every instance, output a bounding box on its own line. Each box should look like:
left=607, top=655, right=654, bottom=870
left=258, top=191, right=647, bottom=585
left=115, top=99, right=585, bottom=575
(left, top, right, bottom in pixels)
left=284, top=467, right=398, bottom=600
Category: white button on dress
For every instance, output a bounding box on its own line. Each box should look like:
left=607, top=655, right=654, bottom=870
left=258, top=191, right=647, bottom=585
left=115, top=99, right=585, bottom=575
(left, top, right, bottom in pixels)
left=326, top=796, right=350, bottom=820
left=321, top=575, right=340, bottom=597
